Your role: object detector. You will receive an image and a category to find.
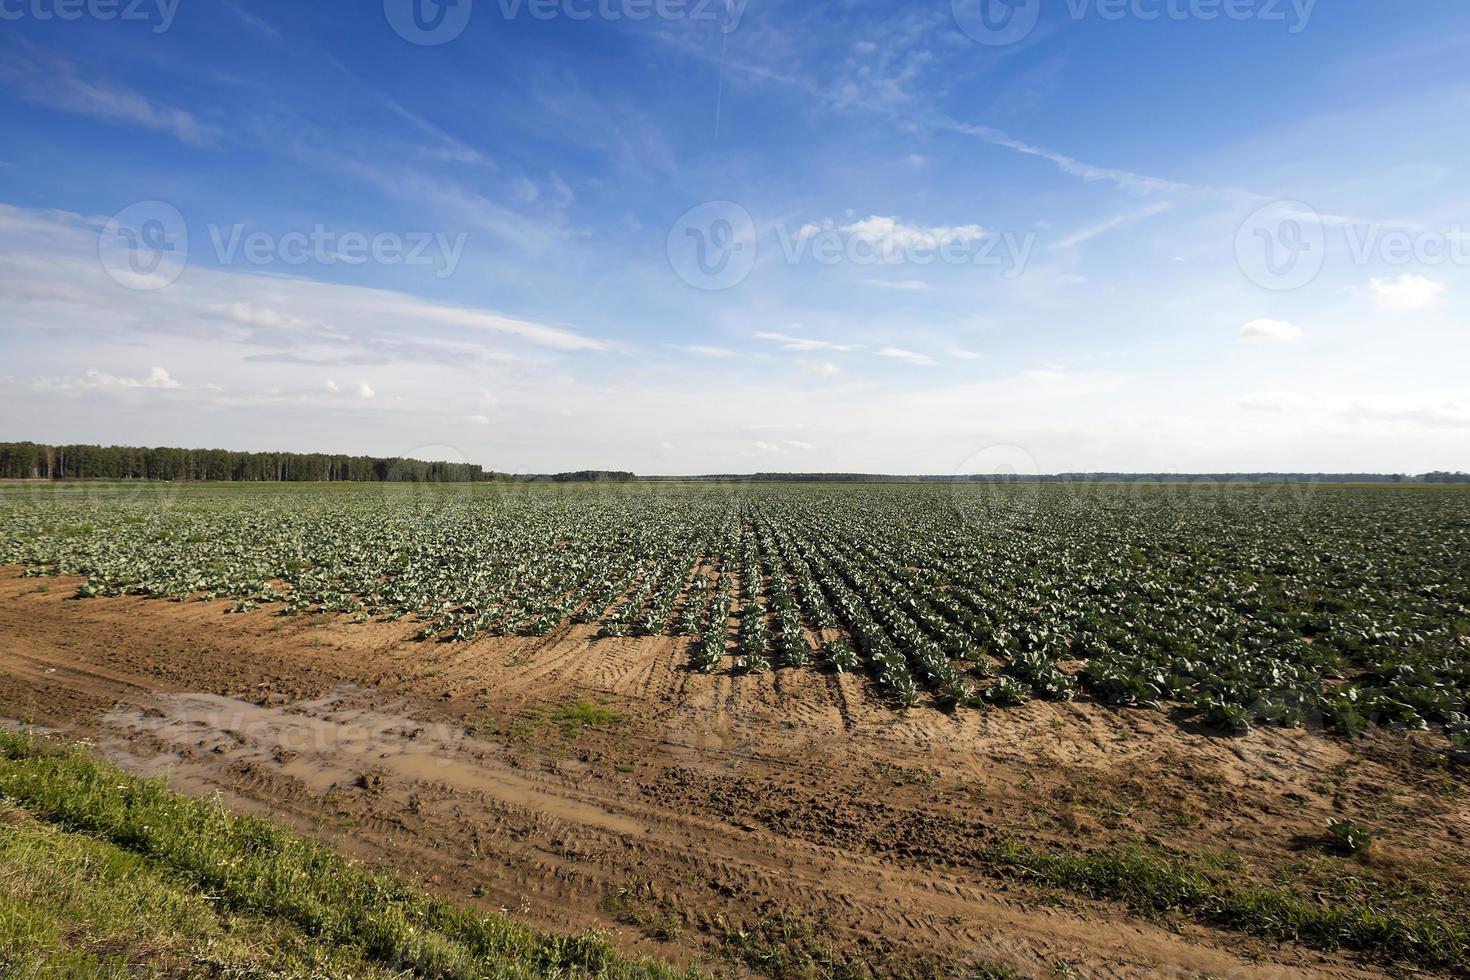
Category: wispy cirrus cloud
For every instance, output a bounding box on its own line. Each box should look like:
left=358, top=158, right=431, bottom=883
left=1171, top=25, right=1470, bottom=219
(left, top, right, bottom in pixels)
left=875, top=346, right=935, bottom=366
left=1052, top=202, right=1175, bottom=250
left=860, top=277, right=932, bottom=291
left=755, top=330, right=859, bottom=352
left=0, top=54, right=218, bottom=147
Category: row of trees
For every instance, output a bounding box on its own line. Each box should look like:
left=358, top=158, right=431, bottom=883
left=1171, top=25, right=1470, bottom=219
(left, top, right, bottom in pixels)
left=0, top=442, right=639, bottom=484
left=2, top=441, right=1459, bottom=485
left=0, top=442, right=484, bottom=483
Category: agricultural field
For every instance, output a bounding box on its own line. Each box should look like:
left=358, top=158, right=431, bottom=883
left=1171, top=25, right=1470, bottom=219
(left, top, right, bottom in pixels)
left=3, top=480, right=1470, bottom=977
left=2, top=481, right=1468, bottom=746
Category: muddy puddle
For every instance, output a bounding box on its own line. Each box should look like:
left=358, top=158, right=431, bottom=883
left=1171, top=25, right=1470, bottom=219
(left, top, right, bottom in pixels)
left=100, top=688, right=646, bottom=838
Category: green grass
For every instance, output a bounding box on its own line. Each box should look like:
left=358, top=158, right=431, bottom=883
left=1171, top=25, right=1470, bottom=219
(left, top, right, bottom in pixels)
left=0, top=729, right=692, bottom=979
left=0, top=802, right=413, bottom=978
left=552, top=699, right=627, bottom=733
left=1, top=727, right=1466, bottom=975
left=713, top=909, right=1017, bottom=980
left=981, top=840, right=1469, bottom=970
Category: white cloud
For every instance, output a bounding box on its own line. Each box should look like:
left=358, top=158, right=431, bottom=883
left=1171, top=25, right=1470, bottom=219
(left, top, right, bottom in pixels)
left=747, top=438, right=814, bottom=455
left=357, top=382, right=376, bottom=399
left=798, top=360, right=842, bottom=379
left=1239, top=318, right=1303, bottom=343
left=0, top=56, right=217, bottom=147
left=680, top=344, right=736, bottom=357
left=378, top=299, right=606, bottom=351
left=210, top=302, right=322, bottom=332
left=466, top=414, right=491, bottom=425
left=756, top=331, right=857, bottom=352
left=949, top=348, right=982, bottom=360
left=1052, top=202, right=1175, bottom=250
left=1023, top=368, right=1068, bottom=384
left=1367, top=274, right=1445, bottom=313
left=1237, top=391, right=1470, bottom=431
left=142, top=366, right=180, bottom=389
left=860, top=278, right=932, bottom=291
left=876, top=347, right=935, bottom=366
left=33, top=366, right=182, bottom=394
left=838, top=215, right=985, bottom=249
left=324, top=379, right=340, bottom=393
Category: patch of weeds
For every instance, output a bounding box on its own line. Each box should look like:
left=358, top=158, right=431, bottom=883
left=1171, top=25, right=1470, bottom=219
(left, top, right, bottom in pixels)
left=506, top=716, right=542, bottom=743
left=713, top=909, right=1010, bottom=980
left=979, top=838, right=1469, bottom=970
left=866, top=760, right=936, bottom=786
left=552, top=698, right=626, bottom=736
left=601, top=878, right=684, bottom=942
left=1326, top=818, right=1382, bottom=854
left=1309, top=765, right=1351, bottom=798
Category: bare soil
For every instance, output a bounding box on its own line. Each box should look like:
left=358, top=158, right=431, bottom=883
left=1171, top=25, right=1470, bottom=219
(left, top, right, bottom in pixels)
left=2, top=569, right=1466, bottom=978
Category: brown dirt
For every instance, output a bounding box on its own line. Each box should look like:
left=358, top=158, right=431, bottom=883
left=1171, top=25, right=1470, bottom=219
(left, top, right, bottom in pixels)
left=1, top=568, right=1466, bottom=978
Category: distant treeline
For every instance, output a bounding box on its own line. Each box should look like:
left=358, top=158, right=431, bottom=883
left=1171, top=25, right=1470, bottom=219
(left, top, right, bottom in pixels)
left=0, top=442, right=633, bottom=484
left=649, top=471, right=1470, bottom=484
left=1, top=442, right=1461, bottom=485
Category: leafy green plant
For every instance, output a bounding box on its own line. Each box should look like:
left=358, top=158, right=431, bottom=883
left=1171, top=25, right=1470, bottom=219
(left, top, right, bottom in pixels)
left=1326, top=818, right=1382, bottom=854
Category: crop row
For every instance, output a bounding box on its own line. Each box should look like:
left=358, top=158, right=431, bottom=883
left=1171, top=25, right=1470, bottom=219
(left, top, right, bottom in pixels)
left=1, top=482, right=1466, bottom=756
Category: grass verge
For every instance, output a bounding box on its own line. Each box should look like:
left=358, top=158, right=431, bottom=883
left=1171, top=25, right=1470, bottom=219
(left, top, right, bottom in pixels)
left=0, top=728, right=691, bottom=979
left=983, top=839, right=1469, bottom=970
left=2, top=726, right=1465, bottom=975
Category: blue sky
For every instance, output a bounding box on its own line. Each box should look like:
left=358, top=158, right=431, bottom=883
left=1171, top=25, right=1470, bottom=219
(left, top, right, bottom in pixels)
left=2, top=0, right=1468, bottom=473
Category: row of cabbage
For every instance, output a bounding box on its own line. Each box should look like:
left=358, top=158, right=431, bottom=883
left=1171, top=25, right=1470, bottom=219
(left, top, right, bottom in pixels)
left=0, top=482, right=1466, bottom=752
